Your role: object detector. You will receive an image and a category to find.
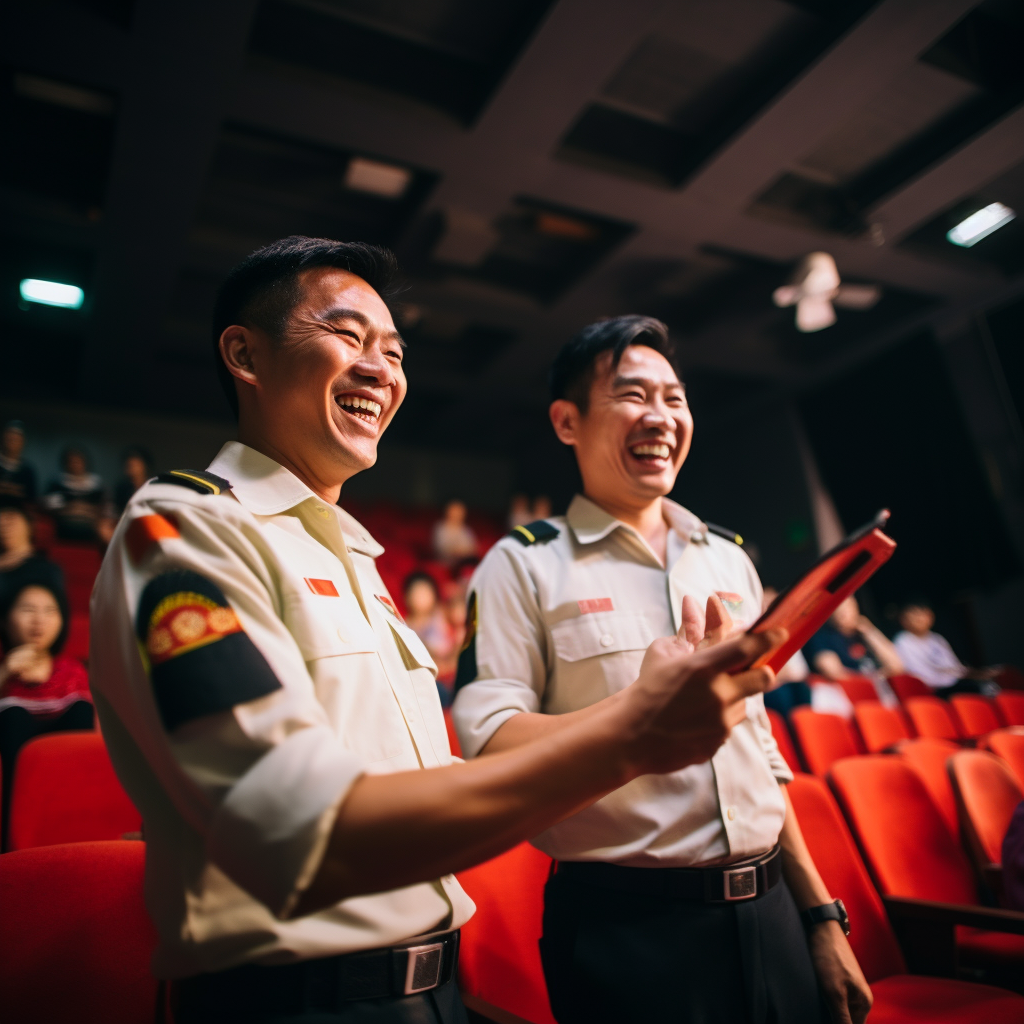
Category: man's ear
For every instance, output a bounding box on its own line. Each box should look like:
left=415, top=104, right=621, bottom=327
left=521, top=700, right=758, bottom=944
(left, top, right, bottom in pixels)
left=219, top=325, right=259, bottom=386
left=549, top=399, right=580, bottom=447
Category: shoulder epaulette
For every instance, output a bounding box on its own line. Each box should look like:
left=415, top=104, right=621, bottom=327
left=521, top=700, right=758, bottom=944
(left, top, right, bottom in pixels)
left=705, top=522, right=743, bottom=546
left=154, top=469, right=230, bottom=495
left=509, top=519, right=559, bottom=546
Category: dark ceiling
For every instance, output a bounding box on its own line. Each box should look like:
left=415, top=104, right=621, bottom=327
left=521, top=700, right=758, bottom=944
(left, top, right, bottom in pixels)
left=3, top=0, right=1024, bottom=460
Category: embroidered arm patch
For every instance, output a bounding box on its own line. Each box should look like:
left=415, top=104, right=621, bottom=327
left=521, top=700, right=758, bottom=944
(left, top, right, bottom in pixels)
left=135, top=570, right=282, bottom=732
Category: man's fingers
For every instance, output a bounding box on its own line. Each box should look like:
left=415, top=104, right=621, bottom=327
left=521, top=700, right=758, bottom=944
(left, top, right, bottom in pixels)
left=679, top=595, right=705, bottom=648
left=715, top=666, right=775, bottom=706
left=688, top=626, right=787, bottom=678
left=697, top=594, right=733, bottom=649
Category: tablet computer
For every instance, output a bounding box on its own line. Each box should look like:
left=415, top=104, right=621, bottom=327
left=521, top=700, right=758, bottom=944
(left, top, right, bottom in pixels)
left=747, top=510, right=896, bottom=673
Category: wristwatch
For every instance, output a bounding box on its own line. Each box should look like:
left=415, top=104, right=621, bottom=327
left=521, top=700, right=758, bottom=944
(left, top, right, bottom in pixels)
left=801, top=899, right=850, bottom=936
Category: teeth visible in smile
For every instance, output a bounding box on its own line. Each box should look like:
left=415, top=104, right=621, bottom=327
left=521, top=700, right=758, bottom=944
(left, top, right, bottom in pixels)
left=338, top=395, right=382, bottom=418
left=631, top=444, right=670, bottom=458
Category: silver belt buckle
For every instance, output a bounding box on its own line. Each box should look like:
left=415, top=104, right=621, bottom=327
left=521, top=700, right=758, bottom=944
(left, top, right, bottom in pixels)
left=403, top=942, right=445, bottom=995
left=723, top=865, right=758, bottom=901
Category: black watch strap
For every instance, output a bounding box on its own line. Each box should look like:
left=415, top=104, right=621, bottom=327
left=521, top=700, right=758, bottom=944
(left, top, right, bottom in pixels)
left=801, top=899, right=850, bottom=935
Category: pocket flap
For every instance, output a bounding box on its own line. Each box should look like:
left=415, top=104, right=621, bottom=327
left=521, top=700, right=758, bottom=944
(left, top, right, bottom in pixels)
left=550, top=611, right=655, bottom=663
left=388, top=621, right=437, bottom=674
left=283, top=591, right=378, bottom=660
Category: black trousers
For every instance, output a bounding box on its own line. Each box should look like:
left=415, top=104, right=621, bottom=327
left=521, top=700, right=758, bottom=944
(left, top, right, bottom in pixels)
left=0, top=700, right=94, bottom=850
left=540, top=867, right=826, bottom=1024
left=174, top=973, right=468, bottom=1024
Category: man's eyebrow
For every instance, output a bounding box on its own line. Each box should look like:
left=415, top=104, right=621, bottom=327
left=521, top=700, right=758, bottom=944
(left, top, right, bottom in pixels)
left=611, top=375, right=684, bottom=390
left=314, top=307, right=406, bottom=347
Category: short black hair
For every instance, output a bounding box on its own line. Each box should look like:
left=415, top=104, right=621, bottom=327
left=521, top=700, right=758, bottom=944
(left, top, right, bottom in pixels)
left=403, top=570, right=439, bottom=600
left=212, top=235, right=400, bottom=418
left=549, top=315, right=678, bottom=412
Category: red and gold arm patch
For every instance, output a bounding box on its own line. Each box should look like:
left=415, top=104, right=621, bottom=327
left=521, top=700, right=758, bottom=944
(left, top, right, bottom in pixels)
left=136, top=570, right=281, bottom=732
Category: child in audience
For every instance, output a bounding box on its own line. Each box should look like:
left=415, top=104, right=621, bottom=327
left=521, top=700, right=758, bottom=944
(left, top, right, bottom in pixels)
left=44, top=446, right=114, bottom=543
left=0, top=579, right=92, bottom=846
left=0, top=501, right=63, bottom=610
left=432, top=499, right=479, bottom=565
left=804, top=596, right=904, bottom=680
left=893, top=599, right=999, bottom=696
left=0, top=421, right=37, bottom=504
left=403, top=572, right=457, bottom=695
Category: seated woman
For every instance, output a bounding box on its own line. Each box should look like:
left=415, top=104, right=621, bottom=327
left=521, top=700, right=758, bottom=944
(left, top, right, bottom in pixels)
left=0, top=501, right=63, bottom=610
left=0, top=579, right=92, bottom=846
left=43, top=446, right=113, bottom=543
left=403, top=571, right=456, bottom=701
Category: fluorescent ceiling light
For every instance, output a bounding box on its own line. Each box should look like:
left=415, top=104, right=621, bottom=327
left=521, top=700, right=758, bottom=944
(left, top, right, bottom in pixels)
left=344, top=157, right=412, bottom=198
left=19, top=279, right=85, bottom=309
left=947, top=202, right=1016, bottom=247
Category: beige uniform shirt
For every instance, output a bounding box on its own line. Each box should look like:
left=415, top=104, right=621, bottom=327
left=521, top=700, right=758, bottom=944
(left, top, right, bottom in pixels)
left=90, top=442, right=474, bottom=979
left=453, top=494, right=791, bottom=868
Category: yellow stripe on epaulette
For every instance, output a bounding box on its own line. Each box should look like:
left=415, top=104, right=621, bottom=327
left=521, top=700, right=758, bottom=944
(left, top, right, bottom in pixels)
left=509, top=519, right=559, bottom=545
left=155, top=469, right=230, bottom=495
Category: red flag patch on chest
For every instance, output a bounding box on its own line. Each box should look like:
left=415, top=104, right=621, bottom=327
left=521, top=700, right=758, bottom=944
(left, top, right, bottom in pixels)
left=305, top=578, right=339, bottom=597
left=578, top=597, right=614, bottom=614
left=375, top=593, right=404, bottom=622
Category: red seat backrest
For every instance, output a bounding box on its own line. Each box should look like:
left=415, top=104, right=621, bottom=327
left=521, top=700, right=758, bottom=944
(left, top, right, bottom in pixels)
left=765, top=708, right=801, bottom=772
left=787, top=773, right=906, bottom=983
left=904, top=696, right=962, bottom=742
left=458, top=842, right=557, bottom=1024
left=64, top=610, right=91, bottom=662
left=0, top=841, right=158, bottom=1023
left=790, top=709, right=859, bottom=776
left=443, top=708, right=462, bottom=758
left=838, top=676, right=879, bottom=704
left=949, top=695, right=1001, bottom=740
left=895, top=738, right=961, bottom=838
left=948, top=750, right=1024, bottom=867
left=829, top=755, right=978, bottom=904
left=994, top=692, right=1024, bottom=728
left=853, top=702, right=910, bottom=753
left=8, top=732, right=142, bottom=851
left=889, top=674, right=931, bottom=702
left=981, top=729, right=1024, bottom=790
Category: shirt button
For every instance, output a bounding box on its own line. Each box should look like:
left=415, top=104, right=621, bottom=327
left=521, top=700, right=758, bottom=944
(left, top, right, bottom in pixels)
left=727, top=806, right=737, bottom=821
left=600, top=634, right=614, bottom=647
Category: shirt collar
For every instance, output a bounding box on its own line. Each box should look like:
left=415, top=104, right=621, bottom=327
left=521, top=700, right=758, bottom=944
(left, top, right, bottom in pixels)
left=566, top=493, right=706, bottom=546
left=205, top=442, right=384, bottom=557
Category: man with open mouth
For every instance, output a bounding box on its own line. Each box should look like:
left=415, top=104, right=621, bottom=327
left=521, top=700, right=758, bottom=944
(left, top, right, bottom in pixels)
left=452, top=315, right=872, bottom=1024
left=90, top=237, right=783, bottom=1024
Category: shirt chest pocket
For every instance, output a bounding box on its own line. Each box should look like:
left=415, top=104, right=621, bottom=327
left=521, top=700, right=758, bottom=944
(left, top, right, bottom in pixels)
left=283, top=591, right=378, bottom=660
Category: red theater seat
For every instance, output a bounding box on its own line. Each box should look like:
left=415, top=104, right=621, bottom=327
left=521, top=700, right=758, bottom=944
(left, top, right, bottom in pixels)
left=904, top=696, right=962, bottom=742
left=854, top=702, right=911, bottom=753
left=994, top=692, right=1024, bottom=727
left=829, top=755, right=1024, bottom=975
left=765, top=707, right=801, bottom=772
left=444, top=708, right=462, bottom=758
left=8, top=732, right=141, bottom=850
left=950, top=695, right=1002, bottom=741
left=787, top=774, right=1024, bottom=1022
left=838, top=675, right=880, bottom=704
left=981, top=729, right=1024, bottom=790
left=949, top=750, right=1024, bottom=897
left=790, top=708, right=859, bottom=776
left=895, top=738, right=961, bottom=838
left=0, top=841, right=158, bottom=1024
left=64, top=609, right=91, bottom=662
left=889, top=674, right=931, bottom=703
left=457, top=842, right=556, bottom=1024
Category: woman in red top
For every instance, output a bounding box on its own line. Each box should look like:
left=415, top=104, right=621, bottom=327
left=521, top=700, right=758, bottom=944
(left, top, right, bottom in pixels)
left=0, top=580, right=92, bottom=847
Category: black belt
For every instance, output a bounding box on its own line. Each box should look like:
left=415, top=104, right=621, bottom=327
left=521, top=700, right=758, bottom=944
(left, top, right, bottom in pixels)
left=173, top=931, right=459, bottom=1018
left=555, top=845, right=783, bottom=903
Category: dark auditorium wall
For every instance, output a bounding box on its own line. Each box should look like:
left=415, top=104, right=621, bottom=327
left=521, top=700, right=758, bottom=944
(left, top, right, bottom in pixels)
left=799, top=330, right=1024, bottom=665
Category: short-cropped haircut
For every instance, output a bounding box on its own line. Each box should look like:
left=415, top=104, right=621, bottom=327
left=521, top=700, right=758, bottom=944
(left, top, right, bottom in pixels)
left=549, top=315, right=678, bottom=413
left=212, top=235, right=400, bottom=418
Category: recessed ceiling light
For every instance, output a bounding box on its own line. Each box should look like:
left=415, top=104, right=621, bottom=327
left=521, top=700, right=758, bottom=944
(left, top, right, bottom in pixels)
left=947, top=202, right=1016, bottom=248
left=19, top=279, right=85, bottom=309
left=343, top=157, right=412, bottom=198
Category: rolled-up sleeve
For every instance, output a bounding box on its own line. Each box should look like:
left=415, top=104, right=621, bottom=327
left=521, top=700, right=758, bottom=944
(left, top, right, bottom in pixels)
left=107, top=498, right=367, bottom=919
left=452, top=544, right=548, bottom=758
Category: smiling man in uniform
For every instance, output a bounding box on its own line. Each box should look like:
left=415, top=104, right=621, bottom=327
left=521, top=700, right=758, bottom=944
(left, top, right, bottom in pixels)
left=90, top=238, right=785, bottom=1024
left=453, top=315, right=872, bottom=1024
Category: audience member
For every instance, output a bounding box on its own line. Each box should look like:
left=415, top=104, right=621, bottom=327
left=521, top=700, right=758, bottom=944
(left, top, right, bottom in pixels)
left=0, top=420, right=37, bottom=504
left=403, top=571, right=457, bottom=702
left=432, top=499, right=478, bottom=565
left=0, top=579, right=92, bottom=846
left=0, top=501, right=64, bottom=611
left=531, top=494, right=552, bottom=520
left=760, top=585, right=812, bottom=716
left=43, top=446, right=114, bottom=543
left=114, top=447, right=153, bottom=514
left=508, top=493, right=532, bottom=529
left=893, top=600, right=999, bottom=697
left=1004, top=801, right=1024, bottom=912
